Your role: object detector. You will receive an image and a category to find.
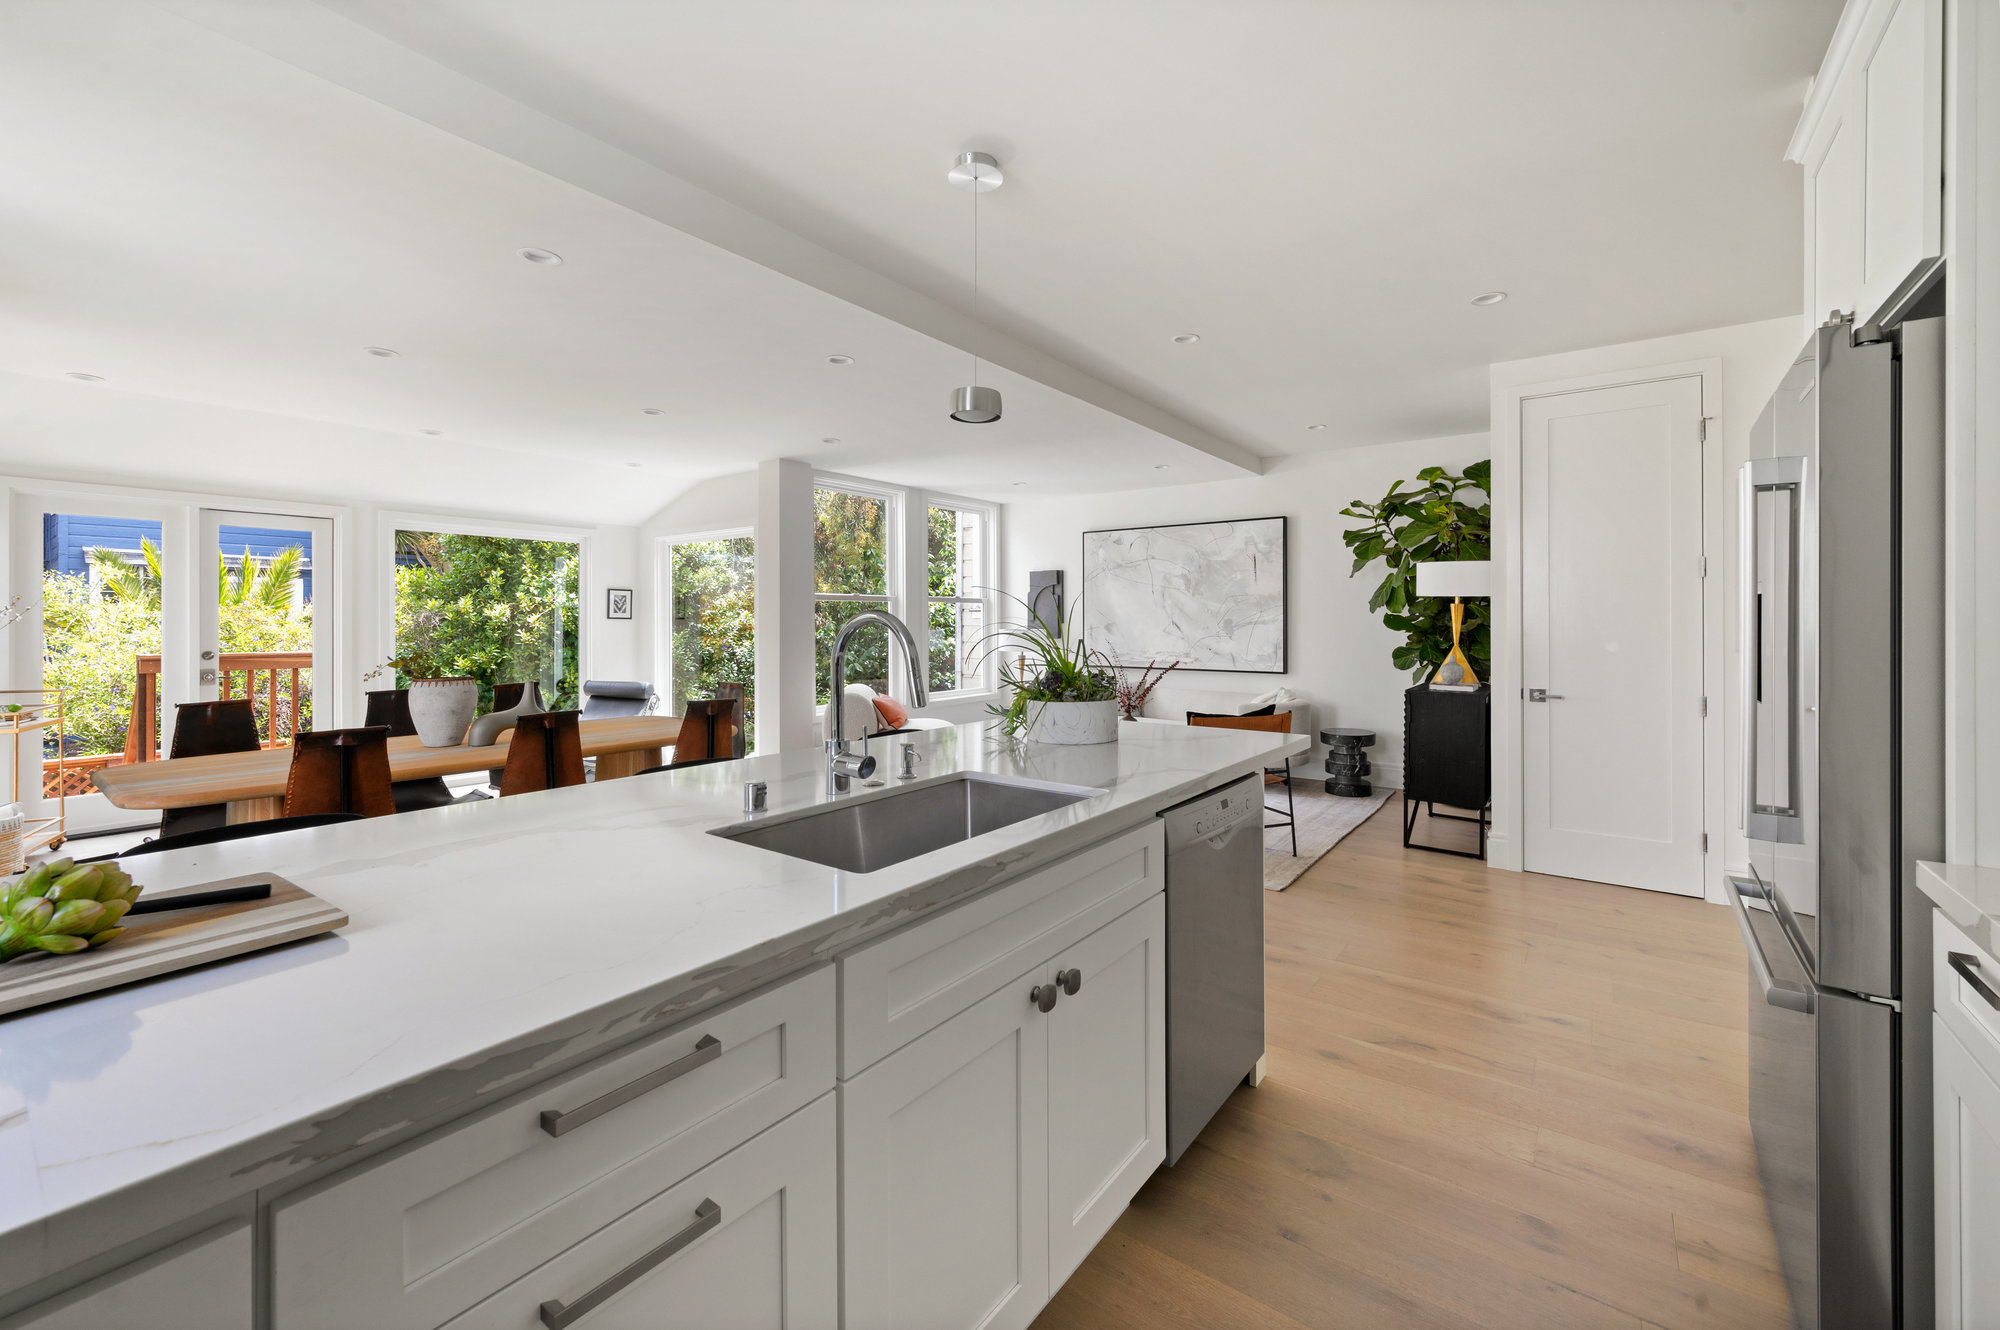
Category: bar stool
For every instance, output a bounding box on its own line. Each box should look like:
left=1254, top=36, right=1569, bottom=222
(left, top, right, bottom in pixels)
left=283, top=727, right=396, bottom=818
left=498, top=711, right=586, bottom=797
left=1188, top=712, right=1298, bottom=856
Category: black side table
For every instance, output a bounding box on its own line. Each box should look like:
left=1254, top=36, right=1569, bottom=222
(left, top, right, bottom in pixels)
left=1319, top=728, right=1376, bottom=796
left=1402, top=684, right=1491, bottom=859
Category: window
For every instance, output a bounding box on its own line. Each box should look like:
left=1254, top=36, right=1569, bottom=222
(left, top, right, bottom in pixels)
left=927, top=504, right=989, bottom=693
left=814, top=486, right=893, bottom=704
left=669, top=534, right=755, bottom=743
left=392, top=529, right=580, bottom=712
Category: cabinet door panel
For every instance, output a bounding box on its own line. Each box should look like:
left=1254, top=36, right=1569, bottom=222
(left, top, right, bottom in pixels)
left=1047, top=895, right=1166, bottom=1288
left=1806, top=81, right=1866, bottom=327
left=1858, top=0, right=1942, bottom=319
left=1934, top=1019, right=2000, bottom=1329
left=443, top=1094, right=837, bottom=1330
left=843, top=972, right=1050, bottom=1330
left=0, top=1221, right=251, bottom=1330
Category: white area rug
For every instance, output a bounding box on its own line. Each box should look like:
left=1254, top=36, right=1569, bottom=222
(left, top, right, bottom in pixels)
left=1264, top=781, right=1394, bottom=891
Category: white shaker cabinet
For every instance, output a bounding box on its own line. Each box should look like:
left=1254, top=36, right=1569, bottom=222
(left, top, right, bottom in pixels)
left=1795, top=0, right=1944, bottom=331
left=841, top=893, right=1167, bottom=1330
left=1933, top=1019, right=2000, bottom=1328
left=0, top=1221, right=252, bottom=1330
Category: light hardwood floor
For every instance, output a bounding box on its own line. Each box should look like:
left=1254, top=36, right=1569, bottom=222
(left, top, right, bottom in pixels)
left=1032, top=795, right=1788, bottom=1330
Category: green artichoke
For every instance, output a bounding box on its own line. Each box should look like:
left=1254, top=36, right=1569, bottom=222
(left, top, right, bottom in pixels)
left=0, top=858, right=144, bottom=961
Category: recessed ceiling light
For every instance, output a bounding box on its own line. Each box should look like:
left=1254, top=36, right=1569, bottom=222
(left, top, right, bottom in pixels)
left=626, top=461, right=643, bottom=468
left=1171, top=334, right=1201, bottom=345
left=826, top=354, right=854, bottom=365
left=640, top=407, right=666, bottom=416
left=365, top=346, right=400, bottom=358
left=65, top=372, right=104, bottom=382
left=518, top=247, right=563, bottom=266
left=1470, top=291, right=1508, bottom=306
left=1307, top=423, right=1327, bottom=431
left=1154, top=464, right=1170, bottom=470
left=821, top=437, right=841, bottom=444
left=419, top=428, right=443, bottom=436
left=1013, top=481, right=1028, bottom=487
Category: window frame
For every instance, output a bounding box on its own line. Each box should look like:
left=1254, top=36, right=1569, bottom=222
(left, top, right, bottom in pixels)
left=660, top=525, right=754, bottom=725
left=811, top=477, right=904, bottom=705
left=923, top=496, right=998, bottom=700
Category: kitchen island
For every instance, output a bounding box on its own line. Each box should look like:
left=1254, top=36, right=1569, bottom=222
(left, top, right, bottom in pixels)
left=0, top=720, right=1302, bottom=1328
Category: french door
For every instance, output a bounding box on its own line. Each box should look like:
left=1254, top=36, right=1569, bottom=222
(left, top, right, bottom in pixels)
left=1520, top=376, right=1706, bottom=895
left=13, top=491, right=333, bottom=835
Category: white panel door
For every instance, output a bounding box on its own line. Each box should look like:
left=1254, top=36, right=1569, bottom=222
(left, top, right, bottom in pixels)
left=842, top=970, right=1050, bottom=1330
left=1046, top=895, right=1165, bottom=1288
left=1522, top=376, right=1706, bottom=895
left=1935, top=1018, right=2000, bottom=1330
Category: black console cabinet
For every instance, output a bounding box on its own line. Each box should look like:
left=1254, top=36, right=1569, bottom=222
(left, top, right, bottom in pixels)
left=1402, top=684, right=1491, bottom=858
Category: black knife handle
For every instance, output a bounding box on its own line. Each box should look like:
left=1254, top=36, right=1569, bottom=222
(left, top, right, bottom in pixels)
left=125, top=883, right=273, bottom=915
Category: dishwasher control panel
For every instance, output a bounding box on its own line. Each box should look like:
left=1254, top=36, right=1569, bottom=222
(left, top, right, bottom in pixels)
left=1192, top=790, right=1257, bottom=839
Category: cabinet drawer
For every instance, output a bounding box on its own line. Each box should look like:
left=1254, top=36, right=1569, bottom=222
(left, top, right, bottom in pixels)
left=274, top=966, right=833, bottom=1330
left=442, top=1094, right=837, bottom=1330
left=839, top=821, right=1163, bottom=1076
left=1935, top=913, right=2000, bottom=1087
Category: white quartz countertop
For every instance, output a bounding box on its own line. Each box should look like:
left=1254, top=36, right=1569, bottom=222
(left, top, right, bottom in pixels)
left=1916, top=861, right=2000, bottom=960
left=0, top=721, right=1304, bottom=1287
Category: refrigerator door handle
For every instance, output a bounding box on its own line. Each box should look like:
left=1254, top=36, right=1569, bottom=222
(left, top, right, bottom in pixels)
left=1728, top=876, right=1815, bottom=1013
left=1739, top=457, right=1808, bottom=844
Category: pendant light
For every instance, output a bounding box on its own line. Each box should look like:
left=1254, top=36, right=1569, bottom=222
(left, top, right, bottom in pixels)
left=947, top=150, right=1003, bottom=424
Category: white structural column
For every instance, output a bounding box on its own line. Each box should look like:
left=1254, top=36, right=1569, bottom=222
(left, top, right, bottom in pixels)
left=755, top=459, right=818, bottom=754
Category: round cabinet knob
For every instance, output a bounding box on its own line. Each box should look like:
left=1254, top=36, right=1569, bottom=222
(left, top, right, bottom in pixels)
left=1057, top=967, right=1082, bottom=996
left=1029, top=983, right=1059, bottom=1014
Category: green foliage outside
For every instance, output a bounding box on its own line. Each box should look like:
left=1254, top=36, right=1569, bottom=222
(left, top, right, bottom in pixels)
left=392, top=531, right=580, bottom=713
left=671, top=536, right=755, bottom=742
left=1341, top=460, right=1493, bottom=681
left=814, top=490, right=890, bottom=703
left=927, top=505, right=983, bottom=693
left=43, top=537, right=313, bottom=757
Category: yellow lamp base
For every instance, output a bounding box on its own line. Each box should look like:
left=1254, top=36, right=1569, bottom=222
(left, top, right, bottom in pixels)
left=1435, top=597, right=1480, bottom=687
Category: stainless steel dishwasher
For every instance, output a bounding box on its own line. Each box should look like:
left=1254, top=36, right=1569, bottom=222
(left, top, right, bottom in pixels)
left=1160, top=771, right=1266, bottom=1164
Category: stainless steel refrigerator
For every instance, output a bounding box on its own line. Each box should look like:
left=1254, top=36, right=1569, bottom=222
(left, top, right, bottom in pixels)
left=1732, top=310, right=1943, bottom=1330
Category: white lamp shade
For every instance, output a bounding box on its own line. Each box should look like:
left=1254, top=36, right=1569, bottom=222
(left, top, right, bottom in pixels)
left=1415, top=560, right=1491, bottom=598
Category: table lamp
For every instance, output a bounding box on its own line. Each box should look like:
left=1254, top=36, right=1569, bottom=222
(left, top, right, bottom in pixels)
left=1415, top=560, right=1491, bottom=687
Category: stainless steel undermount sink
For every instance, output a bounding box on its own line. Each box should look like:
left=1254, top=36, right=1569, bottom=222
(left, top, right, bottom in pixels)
left=711, top=773, right=1103, bottom=873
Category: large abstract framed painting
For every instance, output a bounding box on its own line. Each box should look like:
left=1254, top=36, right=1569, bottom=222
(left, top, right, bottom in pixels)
left=1082, top=517, right=1287, bottom=673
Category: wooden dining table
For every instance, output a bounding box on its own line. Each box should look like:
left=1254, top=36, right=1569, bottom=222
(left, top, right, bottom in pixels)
left=90, top=716, right=684, bottom=824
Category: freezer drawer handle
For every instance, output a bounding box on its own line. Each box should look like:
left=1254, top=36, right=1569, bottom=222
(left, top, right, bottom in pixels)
left=540, top=1035, right=722, bottom=1138
left=1949, top=952, right=2000, bottom=1013
left=1726, top=876, right=1814, bottom=1013
left=538, top=1198, right=721, bottom=1329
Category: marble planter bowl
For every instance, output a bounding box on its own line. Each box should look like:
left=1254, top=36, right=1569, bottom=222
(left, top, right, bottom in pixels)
left=407, top=678, right=479, bottom=747
left=1024, top=699, right=1120, bottom=746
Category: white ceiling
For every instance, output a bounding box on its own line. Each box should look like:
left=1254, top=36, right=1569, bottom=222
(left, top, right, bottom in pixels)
left=0, top=0, right=1836, bottom=520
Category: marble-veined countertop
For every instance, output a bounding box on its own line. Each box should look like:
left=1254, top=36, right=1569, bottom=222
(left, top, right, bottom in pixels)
left=0, top=721, right=1306, bottom=1290
left=1916, top=861, right=2000, bottom=960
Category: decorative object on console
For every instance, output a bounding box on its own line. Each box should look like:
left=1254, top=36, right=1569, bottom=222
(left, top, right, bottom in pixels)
left=605, top=588, right=633, bottom=620
left=1083, top=516, right=1287, bottom=672
left=1402, top=684, right=1490, bottom=858
left=1320, top=727, right=1376, bottom=796
left=1112, top=658, right=1178, bottom=720
left=1027, top=570, right=1064, bottom=635
left=364, top=652, right=479, bottom=748
left=1414, top=560, right=1491, bottom=688
left=1341, top=460, right=1491, bottom=680
left=970, top=589, right=1119, bottom=744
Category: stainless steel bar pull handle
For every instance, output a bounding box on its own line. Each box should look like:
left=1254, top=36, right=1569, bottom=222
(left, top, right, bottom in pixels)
left=540, top=1035, right=722, bottom=1138
left=538, top=1198, right=721, bottom=1329
left=1949, top=952, right=2000, bottom=1013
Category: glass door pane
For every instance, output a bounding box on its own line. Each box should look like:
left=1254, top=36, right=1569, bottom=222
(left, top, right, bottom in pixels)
left=669, top=535, right=755, bottom=744
left=198, top=511, right=332, bottom=751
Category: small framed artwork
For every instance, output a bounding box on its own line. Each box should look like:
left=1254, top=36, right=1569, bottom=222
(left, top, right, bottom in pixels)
left=606, top=588, right=634, bottom=620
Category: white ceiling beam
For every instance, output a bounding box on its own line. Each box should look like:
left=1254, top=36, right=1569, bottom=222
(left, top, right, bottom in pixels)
left=157, top=0, right=1263, bottom=476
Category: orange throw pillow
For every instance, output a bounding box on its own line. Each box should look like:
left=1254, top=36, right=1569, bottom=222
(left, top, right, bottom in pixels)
left=873, top=694, right=910, bottom=729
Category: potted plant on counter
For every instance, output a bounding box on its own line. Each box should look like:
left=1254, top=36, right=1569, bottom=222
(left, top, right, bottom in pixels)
left=968, top=591, right=1120, bottom=745
left=365, top=650, right=478, bottom=748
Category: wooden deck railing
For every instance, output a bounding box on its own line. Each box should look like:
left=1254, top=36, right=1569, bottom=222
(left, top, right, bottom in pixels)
left=122, top=651, right=313, bottom=763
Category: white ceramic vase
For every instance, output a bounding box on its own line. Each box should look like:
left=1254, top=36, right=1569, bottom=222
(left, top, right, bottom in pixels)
left=407, top=678, right=479, bottom=748
left=1024, top=698, right=1120, bottom=745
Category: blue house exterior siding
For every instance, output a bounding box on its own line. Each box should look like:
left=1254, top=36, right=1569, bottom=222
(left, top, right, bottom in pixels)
left=41, top=515, right=314, bottom=601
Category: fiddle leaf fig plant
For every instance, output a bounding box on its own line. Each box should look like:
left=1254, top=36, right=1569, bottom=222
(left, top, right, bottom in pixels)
left=1341, top=460, right=1492, bottom=680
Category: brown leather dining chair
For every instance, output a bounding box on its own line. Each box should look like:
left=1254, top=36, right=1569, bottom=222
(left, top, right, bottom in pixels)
left=283, top=727, right=397, bottom=818
left=671, top=698, right=744, bottom=764
left=1188, top=711, right=1298, bottom=856
left=498, top=710, right=586, bottom=797
left=364, top=688, right=476, bottom=812
left=161, top=699, right=264, bottom=839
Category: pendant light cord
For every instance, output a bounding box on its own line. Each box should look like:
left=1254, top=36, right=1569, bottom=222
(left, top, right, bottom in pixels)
left=970, top=172, right=980, bottom=387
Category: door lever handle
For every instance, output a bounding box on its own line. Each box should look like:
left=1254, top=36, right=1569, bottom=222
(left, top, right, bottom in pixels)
left=1527, top=689, right=1565, bottom=702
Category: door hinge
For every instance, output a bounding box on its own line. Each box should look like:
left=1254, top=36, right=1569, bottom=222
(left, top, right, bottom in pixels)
left=1698, top=556, right=1707, bottom=579
left=1699, top=417, right=1711, bottom=443
left=1702, top=832, right=1709, bottom=854
left=1700, top=696, right=1708, bottom=718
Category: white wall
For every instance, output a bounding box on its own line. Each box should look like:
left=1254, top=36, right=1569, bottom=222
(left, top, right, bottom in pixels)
left=1002, top=432, right=1492, bottom=789
left=1487, top=315, right=1801, bottom=898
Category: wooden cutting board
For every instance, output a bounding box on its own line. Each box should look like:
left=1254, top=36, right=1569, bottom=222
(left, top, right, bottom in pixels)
left=0, top=873, right=346, bottom=1017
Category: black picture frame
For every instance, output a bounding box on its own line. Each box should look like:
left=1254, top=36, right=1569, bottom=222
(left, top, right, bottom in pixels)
left=1080, top=515, right=1288, bottom=674
left=606, top=588, right=634, bottom=620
